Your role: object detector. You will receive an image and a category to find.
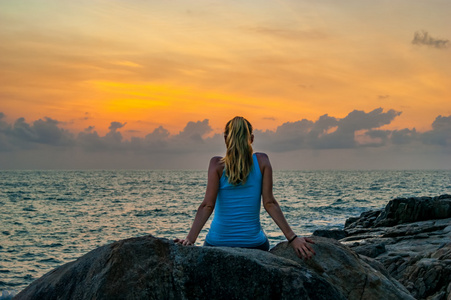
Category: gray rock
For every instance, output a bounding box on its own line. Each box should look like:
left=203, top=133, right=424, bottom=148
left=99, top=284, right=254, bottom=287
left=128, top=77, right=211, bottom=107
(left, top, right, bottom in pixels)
left=345, top=195, right=451, bottom=230
left=352, top=242, right=386, bottom=258
left=345, top=210, right=381, bottom=229
left=270, top=237, right=412, bottom=300
left=375, top=195, right=451, bottom=227
left=312, top=229, right=347, bottom=240
left=14, top=235, right=414, bottom=300
left=341, top=195, right=451, bottom=300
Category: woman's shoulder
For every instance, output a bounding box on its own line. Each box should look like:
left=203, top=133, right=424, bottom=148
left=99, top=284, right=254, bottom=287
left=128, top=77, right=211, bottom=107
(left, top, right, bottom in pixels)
left=209, top=156, right=224, bottom=173
left=254, top=152, right=269, bottom=160
left=210, top=156, right=223, bottom=164
left=254, top=152, right=271, bottom=167
left=254, top=152, right=268, bottom=159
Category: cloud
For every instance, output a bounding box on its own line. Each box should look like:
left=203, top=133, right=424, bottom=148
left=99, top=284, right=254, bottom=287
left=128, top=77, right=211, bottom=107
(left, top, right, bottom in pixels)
left=0, top=109, right=450, bottom=169
left=77, top=122, right=128, bottom=151
left=174, top=119, right=212, bottom=142
left=421, top=115, right=451, bottom=146
left=255, top=108, right=401, bottom=151
left=390, top=128, right=418, bottom=145
left=412, top=31, right=450, bottom=49
left=263, top=117, right=276, bottom=121
left=0, top=112, right=8, bottom=130
left=0, top=116, right=74, bottom=151
left=248, top=26, right=328, bottom=40
left=109, top=122, right=126, bottom=131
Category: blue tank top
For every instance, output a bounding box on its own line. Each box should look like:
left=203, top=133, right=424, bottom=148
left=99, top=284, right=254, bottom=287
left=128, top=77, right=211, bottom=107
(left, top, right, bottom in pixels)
left=205, top=153, right=267, bottom=247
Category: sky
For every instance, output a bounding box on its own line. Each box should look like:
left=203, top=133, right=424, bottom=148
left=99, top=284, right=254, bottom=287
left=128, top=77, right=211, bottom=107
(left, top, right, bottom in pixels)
left=0, top=0, right=450, bottom=169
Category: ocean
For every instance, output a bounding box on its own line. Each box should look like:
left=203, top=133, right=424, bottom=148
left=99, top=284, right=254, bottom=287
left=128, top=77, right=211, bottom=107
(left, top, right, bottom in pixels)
left=1, top=170, right=450, bottom=297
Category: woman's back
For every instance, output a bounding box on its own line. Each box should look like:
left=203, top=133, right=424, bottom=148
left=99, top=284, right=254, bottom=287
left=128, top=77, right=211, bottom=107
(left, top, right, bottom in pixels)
left=176, top=116, right=315, bottom=259
left=206, top=153, right=267, bottom=247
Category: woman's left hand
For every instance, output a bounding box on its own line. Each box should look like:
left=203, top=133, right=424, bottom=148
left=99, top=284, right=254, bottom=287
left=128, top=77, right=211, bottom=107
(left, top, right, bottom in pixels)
left=173, top=238, right=195, bottom=246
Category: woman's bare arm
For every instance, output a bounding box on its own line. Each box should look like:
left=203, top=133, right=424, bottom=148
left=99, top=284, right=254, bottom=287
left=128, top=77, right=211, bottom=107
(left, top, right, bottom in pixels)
left=258, top=153, right=316, bottom=259
left=175, top=157, right=221, bottom=246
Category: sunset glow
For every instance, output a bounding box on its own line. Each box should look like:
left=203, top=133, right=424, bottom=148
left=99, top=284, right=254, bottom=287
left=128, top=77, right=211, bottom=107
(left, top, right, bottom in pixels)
left=1, top=0, right=450, bottom=169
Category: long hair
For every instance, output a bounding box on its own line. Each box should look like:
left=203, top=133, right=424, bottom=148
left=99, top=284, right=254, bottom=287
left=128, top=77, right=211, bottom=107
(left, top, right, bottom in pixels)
left=221, top=116, right=253, bottom=185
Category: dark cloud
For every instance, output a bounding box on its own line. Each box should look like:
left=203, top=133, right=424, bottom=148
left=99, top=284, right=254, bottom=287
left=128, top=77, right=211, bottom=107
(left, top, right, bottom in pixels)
left=76, top=119, right=218, bottom=154
left=109, top=121, right=126, bottom=131
left=360, top=130, right=391, bottom=147
left=145, top=126, right=170, bottom=142
left=175, top=119, right=212, bottom=142
left=256, top=108, right=401, bottom=151
left=0, top=112, right=9, bottom=130
left=412, top=31, right=449, bottom=49
left=77, top=129, right=105, bottom=152
left=378, top=95, right=390, bottom=100
left=77, top=122, right=127, bottom=151
left=139, top=126, right=171, bottom=151
left=0, top=110, right=450, bottom=169
left=421, top=115, right=451, bottom=146
left=255, top=119, right=314, bottom=152
left=391, top=128, right=418, bottom=145
left=0, top=115, right=74, bottom=151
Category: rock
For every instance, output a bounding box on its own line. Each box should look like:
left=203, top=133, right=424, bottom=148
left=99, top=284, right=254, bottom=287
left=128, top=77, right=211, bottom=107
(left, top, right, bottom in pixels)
left=345, top=210, right=381, bottom=229
left=345, top=195, right=451, bottom=230
left=14, top=235, right=413, bottom=300
left=340, top=195, right=451, bottom=300
left=270, top=237, right=412, bottom=300
left=374, top=195, right=451, bottom=227
left=351, top=242, right=386, bottom=258
left=312, top=229, right=347, bottom=240
left=343, top=221, right=451, bottom=300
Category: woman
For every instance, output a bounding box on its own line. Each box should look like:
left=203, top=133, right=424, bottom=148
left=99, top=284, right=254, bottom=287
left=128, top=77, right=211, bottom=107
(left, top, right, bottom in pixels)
left=175, top=116, right=315, bottom=259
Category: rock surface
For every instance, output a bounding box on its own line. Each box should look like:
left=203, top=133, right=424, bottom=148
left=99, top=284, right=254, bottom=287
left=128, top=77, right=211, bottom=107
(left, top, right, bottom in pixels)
left=14, top=235, right=413, bottom=300
left=338, top=194, right=451, bottom=300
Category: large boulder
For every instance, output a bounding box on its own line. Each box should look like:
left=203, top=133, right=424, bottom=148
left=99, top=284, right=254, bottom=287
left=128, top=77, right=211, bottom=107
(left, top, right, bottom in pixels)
left=270, top=237, right=412, bottom=300
left=14, top=235, right=413, bottom=300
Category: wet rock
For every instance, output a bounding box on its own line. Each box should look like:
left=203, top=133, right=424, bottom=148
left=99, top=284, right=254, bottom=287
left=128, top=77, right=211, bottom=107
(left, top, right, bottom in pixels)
left=14, top=235, right=413, bottom=300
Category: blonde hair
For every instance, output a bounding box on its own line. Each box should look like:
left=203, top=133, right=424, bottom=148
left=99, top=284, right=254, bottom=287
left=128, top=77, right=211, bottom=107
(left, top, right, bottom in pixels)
left=221, top=116, right=253, bottom=185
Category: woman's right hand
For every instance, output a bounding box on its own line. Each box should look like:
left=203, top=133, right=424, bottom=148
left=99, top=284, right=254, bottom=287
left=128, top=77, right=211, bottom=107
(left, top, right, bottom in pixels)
left=290, top=237, right=316, bottom=260
left=173, top=238, right=195, bottom=246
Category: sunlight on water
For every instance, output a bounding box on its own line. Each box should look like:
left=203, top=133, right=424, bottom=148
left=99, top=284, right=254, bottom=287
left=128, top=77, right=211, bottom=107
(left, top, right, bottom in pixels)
left=0, top=169, right=450, bottom=294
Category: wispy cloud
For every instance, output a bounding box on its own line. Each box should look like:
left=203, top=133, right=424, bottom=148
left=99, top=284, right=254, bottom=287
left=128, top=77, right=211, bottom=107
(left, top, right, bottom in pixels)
left=246, top=26, right=328, bottom=40
left=412, top=31, right=449, bottom=49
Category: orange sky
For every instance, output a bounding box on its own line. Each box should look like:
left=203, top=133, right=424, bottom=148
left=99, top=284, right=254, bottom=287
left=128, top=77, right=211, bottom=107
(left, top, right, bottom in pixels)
left=1, top=0, right=451, bottom=138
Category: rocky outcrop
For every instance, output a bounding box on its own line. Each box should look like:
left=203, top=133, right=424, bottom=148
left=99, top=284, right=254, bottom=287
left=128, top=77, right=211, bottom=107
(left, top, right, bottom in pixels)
left=345, top=194, right=451, bottom=229
left=270, top=237, right=412, bottom=300
left=337, top=194, right=451, bottom=300
left=14, top=235, right=413, bottom=300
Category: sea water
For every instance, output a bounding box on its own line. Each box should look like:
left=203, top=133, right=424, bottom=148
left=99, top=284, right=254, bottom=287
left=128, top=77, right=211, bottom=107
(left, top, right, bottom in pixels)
left=1, top=170, right=450, bottom=296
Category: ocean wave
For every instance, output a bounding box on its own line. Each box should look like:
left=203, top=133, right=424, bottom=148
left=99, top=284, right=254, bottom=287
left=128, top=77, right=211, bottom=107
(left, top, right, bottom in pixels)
left=0, top=290, right=18, bottom=300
